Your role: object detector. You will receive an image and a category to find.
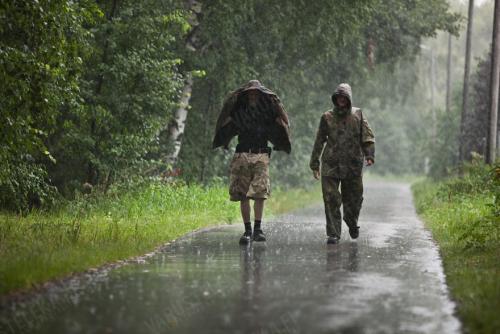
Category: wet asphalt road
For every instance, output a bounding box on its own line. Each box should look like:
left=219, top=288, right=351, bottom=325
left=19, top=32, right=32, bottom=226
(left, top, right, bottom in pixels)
left=0, top=181, right=461, bottom=334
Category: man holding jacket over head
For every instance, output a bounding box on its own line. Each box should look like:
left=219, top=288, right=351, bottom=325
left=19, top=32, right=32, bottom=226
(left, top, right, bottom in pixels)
left=213, top=80, right=291, bottom=245
left=310, top=83, right=375, bottom=245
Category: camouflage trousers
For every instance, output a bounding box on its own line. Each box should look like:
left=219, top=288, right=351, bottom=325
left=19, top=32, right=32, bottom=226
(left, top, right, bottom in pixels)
left=321, top=175, right=363, bottom=237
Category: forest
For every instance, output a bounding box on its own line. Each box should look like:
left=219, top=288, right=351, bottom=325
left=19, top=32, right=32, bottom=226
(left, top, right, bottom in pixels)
left=1, top=0, right=469, bottom=211
left=0, top=1, right=499, bottom=333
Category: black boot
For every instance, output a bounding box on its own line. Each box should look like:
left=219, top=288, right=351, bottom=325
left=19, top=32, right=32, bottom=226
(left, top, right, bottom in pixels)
left=253, top=220, right=266, bottom=242
left=239, top=222, right=252, bottom=245
left=253, top=229, right=266, bottom=242
left=239, top=231, right=252, bottom=245
left=327, top=235, right=340, bottom=244
left=348, top=226, right=359, bottom=239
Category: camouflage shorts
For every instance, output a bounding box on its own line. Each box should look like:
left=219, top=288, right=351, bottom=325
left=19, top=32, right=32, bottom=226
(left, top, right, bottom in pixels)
left=229, top=152, right=270, bottom=201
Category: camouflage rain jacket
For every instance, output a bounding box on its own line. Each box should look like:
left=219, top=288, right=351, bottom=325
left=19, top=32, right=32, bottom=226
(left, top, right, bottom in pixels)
left=212, top=80, right=291, bottom=153
left=309, top=83, right=375, bottom=179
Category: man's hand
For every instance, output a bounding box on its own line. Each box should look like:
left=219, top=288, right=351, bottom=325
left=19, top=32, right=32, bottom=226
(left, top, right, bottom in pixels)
left=313, top=170, right=320, bottom=180
left=366, top=158, right=374, bottom=166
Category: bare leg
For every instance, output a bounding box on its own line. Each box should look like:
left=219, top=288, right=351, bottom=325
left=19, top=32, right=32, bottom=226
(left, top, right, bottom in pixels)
left=254, top=199, right=265, bottom=221
left=240, top=199, right=251, bottom=223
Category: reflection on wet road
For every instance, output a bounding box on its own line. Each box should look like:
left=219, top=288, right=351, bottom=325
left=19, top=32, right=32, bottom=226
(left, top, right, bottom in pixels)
left=0, top=182, right=461, bottom=333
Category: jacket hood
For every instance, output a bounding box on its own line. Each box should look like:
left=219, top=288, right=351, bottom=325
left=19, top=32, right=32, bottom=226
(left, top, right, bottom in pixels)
left=331, top=83, right=352, bottom=109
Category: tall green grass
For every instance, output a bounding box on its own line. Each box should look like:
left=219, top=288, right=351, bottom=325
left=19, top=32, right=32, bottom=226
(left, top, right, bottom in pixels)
left=267, top=184, right=322, bottom=215
left=0, top=181, right=322, bottom=295
left=412, top=162, right=499, bottom=334
left=0, top=182, right=239, bottom=295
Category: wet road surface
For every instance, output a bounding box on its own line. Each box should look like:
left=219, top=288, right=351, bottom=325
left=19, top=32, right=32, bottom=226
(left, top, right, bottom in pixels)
left=0, top=181, right=460, bottom=333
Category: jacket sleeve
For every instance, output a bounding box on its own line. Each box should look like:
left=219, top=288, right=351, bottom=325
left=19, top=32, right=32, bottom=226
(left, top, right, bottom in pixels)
left=212, top=93, right=238, bottom=149
left=269, top=96, right=292, bottom=153
left=272, top=96, right=290, bottom=126
left=361, top=115, right=375, bottom=162
left=309, top=115, right=328, bottom=171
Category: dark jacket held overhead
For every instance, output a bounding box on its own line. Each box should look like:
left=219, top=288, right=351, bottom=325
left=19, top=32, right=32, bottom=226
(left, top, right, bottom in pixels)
left=212, top=80, right=291, bottom=153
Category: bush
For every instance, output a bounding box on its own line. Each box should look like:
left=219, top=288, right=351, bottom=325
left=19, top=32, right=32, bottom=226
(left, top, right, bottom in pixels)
left=412, top=160, right=500, bottom=334
left=0, top=158, right=57, bottom=213
left=413, top=159, right=499, bottom=251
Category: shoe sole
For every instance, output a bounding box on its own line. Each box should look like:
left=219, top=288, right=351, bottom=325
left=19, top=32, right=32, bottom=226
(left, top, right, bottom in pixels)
left=239, top=238, right=251, bottom=245
left=349, top=228, right=359, bottom=239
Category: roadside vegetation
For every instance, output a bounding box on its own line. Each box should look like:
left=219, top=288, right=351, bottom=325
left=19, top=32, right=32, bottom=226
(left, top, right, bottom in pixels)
left=267, top=184, right=322, bottom=215
left=0, top=181, right=320, bottom=296
left=0, top=0, right=465, bottom=302
left=3, top=3, right=499, bottom=332
left=412, top=160, right=499, bottom=334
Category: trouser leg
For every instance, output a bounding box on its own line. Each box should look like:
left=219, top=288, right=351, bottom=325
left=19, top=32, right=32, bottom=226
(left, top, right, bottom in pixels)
left=341, top=176, right=364, bottom=229
left=321, top=176, right=342, bottom=237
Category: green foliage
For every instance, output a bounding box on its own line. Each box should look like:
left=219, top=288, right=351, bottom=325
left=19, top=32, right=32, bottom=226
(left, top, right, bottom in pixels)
left=409, top=1, right=495, bottom=176
left=423, top=47, right=494, bottom=174
left=267, top=184, right=322, bottom=215
left=427, top=107, right=461, bottom=178
left=413, top=159, right=499, bottom=251
left=48, top=0, right=190, bottom=191
left=180, top=0, right=460, bottom=185
left=0, top=181, right=239, bottom=294
left=0, top=0, right=99, bottom=209
left=0, top=181, right=321, bottom=295
left=1, top=0, right=461, bottom=209
left=462, top=51, right=492, bottom=161
left=412, top=162, right=500, bottom=333
left=1, top=0, right=190, bottom=207
left=0, top=158, right=58, bottom=213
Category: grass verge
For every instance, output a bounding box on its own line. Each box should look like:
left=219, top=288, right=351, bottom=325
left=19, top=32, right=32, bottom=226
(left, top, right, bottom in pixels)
left=0, top=181, right=321, bottom=296
left=412, top=163, right=499, bottom=334
left=267, top=184, right=322, bottom=215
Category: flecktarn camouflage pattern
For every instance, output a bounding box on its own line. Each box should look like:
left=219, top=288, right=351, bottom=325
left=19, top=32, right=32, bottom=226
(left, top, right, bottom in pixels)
left=322, top=175, right=364, bottom=237
left=310, top=83, right=375, bottom=178
left=310, top=83, right=375, bottom=237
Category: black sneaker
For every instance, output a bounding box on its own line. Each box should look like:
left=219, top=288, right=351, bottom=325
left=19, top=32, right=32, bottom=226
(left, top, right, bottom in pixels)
left=239, top=231, right=252, bottom=245
left=327, top=236, right=340, bottom=244
left=349, top=226, right=360, bottom=239
left=252, top=229, right=266, bottom=242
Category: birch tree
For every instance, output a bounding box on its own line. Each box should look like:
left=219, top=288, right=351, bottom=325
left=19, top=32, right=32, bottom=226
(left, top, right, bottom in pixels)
left=163, top=1, right=202, bottom=166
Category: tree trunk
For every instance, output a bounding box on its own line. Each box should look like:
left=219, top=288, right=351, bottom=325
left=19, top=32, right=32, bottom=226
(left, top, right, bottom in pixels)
left=162, top=0, right=201, bottom=167
left=488, top=0, right=500, bottom=164
left=200, top=83, right=214, bottom=182
left=459, top=0, right=475, bottom=162
left=164, top=74, right=193, bottom=166
left=446, top=34, right=452, bottom=114
left=430, top=48, right=437, bottom=143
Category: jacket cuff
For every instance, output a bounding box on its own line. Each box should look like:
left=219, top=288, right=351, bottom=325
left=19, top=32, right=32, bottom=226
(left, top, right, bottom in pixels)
left=362, top=143, right=375, bottom=161
left=309, top=162, right=320, bottom=171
